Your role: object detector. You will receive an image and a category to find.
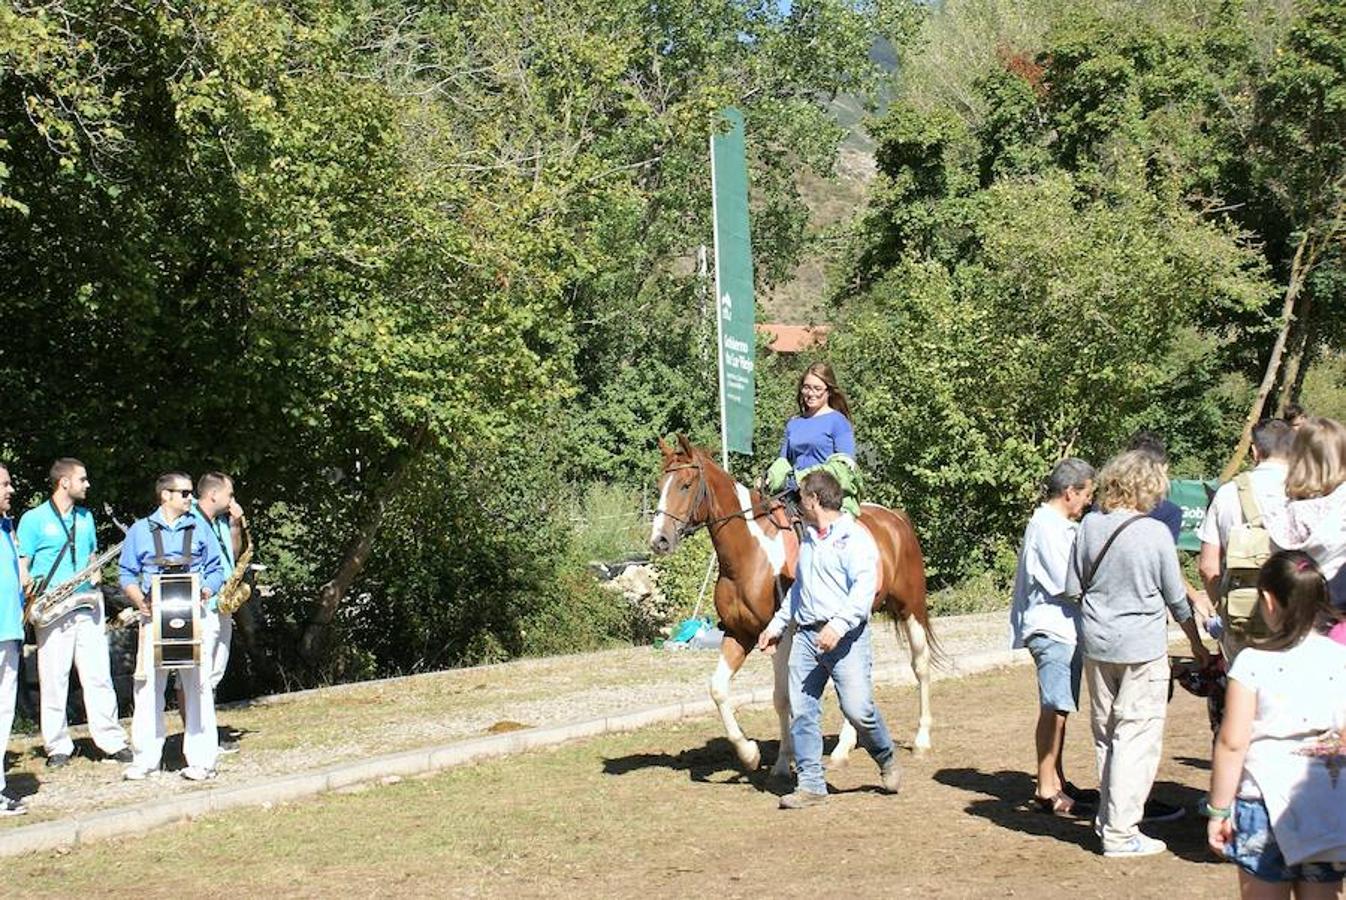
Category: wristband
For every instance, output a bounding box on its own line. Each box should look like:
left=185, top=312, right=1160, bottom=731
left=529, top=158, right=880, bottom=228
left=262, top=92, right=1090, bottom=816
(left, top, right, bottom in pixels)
left=1202, top=801, right=1232, bottom=820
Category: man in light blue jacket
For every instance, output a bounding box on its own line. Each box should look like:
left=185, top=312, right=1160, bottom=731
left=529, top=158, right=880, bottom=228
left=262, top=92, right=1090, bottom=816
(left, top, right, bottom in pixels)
left=757, top=470, right=900, bottom=809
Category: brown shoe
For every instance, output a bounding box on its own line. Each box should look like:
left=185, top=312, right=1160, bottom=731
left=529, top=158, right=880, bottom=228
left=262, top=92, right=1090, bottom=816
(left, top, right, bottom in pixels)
left=880, top=760, right=902, bottom=795
left=779, top=790, right=828, bottom=809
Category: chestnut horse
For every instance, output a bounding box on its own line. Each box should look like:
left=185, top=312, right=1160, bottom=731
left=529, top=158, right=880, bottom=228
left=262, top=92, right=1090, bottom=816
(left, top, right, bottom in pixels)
left=649, top=434, right=936, bottom=777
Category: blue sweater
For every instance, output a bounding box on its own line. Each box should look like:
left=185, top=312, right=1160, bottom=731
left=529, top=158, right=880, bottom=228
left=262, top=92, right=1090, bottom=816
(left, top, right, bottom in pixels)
left=779, top=411, right=855, bottom=472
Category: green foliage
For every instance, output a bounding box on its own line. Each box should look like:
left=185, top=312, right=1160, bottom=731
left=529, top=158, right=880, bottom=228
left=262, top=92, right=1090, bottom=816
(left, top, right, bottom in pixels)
left=1300, top=350, right=1346, bottom=423
left=834, top=0, right=1293, bottom=581
left=650, top=531, right=716, bottom=625
left=927, top=569, right=1013, bottom=617
left=517, top=565, right=634, bottom=658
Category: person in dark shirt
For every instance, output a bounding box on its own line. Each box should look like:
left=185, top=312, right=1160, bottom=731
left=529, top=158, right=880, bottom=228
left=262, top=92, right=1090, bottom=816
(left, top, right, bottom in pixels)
left=1128, top=432, right=1184, bottom=541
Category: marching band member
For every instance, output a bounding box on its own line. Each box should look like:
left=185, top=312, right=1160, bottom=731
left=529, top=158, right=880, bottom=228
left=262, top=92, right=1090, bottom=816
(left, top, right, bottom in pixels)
left=118, top=472, right=223, bottom=781
left=192, top=472, right=245, bottom=753
left=17, top=458, right=130, bottom=767
left=0, top=464, right=29, bottom=814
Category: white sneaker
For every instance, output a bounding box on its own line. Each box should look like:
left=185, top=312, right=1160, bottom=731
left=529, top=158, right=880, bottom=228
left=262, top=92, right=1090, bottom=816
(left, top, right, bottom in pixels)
left=0, top=795, right=27, bottom=816
left=123, top=765, right=155, bottom=781
left=180, top=766, right=217, bottom=782
left=1103, top=835, right=1167, bottom=858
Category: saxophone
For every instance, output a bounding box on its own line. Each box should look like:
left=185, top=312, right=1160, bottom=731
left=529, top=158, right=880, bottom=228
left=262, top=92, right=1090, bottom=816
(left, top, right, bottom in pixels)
left=215, top=525, right=255, bottom=615
left=26, top=542, right=125, bottom=628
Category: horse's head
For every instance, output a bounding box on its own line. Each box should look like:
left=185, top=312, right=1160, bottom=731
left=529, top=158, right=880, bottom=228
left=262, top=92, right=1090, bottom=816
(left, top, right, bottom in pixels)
left=649, top=433, right=710, bottom=556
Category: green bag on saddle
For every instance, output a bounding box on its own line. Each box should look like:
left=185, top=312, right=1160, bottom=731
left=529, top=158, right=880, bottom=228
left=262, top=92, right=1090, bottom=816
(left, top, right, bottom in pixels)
left=796, top=454, right=864, bottom=518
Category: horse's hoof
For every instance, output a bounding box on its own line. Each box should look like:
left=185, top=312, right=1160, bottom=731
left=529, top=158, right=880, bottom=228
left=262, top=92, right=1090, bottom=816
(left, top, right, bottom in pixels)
left=738, top=741, right=762, bottom=771
left=912, top=731, right=932, bottom=755
left=825, top=753, right=850, bottom=771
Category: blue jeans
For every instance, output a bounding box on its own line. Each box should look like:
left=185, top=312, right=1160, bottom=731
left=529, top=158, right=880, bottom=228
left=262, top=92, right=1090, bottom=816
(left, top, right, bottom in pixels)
left=1225, top=797, right=1346, bottom=884
left=788, top=622, right=895, bottom=794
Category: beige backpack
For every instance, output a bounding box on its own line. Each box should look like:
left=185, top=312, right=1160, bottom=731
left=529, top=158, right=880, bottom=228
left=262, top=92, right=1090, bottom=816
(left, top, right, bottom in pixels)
left=1219, top=473, right=1271, bottom=640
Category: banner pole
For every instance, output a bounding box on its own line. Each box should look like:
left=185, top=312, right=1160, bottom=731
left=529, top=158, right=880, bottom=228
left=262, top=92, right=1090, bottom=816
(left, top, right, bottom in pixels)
left=709, top=130, right=731, bottom=472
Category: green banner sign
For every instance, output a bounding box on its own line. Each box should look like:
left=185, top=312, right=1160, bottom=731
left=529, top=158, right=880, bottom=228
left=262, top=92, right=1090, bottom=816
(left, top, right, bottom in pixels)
left=1169, top=478, right=1218, bottom=552
left=710, top=107, right=755, bottom=456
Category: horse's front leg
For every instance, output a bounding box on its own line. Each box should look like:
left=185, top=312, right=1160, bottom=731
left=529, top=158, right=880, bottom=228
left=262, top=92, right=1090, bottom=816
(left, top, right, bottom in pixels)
left=769, top=624, right=794, bottom=779
left=710, top=635, right=760, bottom=771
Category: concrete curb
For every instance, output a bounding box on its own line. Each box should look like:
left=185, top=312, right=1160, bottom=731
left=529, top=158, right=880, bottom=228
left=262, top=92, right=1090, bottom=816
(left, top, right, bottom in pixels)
left=0, top=644, right=1037, bottom=858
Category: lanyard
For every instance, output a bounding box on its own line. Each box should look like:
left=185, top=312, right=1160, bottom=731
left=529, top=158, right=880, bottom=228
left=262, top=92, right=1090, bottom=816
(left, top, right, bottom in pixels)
left=210, top=516, right=233, bottom=567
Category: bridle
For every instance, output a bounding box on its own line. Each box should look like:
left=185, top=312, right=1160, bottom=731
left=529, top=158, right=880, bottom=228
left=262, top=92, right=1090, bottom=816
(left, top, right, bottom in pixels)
left=654, top=458, right=772, bottom=539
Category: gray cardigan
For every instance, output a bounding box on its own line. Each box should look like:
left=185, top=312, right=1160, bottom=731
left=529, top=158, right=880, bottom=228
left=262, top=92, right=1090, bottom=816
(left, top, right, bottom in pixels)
left=1065, top=509, right=1192, bottom=664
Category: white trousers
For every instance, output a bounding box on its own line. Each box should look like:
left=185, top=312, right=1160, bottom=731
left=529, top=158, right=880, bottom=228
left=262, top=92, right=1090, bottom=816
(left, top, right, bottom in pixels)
left=35, top=602, right=127, bottom=756
left=131, top=619, right=217, bottom=771
left=1087, top=655, right=1170, bottom=849
left=0, top=640, right=18, bottom=794
left=199, top=610, right=233, bottom=691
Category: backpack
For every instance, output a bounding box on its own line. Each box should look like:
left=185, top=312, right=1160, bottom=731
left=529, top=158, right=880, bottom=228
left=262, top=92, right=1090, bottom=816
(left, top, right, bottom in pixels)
left=1219, top=473, right=1271, bottom=640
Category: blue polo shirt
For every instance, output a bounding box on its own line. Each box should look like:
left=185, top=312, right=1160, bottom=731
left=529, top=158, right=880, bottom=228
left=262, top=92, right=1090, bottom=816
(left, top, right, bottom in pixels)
left=0, top=518, right=24, bottom=642
left=118, top=509, right=224, bottom=597
left=191, top=505, right=235, bottom=579
left=18, top=501, right=98, bottom=593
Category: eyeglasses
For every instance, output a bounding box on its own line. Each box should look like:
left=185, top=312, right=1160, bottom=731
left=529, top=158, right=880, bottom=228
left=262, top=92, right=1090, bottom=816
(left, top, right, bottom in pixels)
left=800, top=385, right=828, bottom=395
left=171, top=488, right=193, bottom=498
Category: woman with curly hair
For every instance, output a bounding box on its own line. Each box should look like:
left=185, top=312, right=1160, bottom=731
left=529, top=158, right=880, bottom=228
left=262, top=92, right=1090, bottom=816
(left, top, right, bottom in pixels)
left=1066, top=450, right=1210, bottom=859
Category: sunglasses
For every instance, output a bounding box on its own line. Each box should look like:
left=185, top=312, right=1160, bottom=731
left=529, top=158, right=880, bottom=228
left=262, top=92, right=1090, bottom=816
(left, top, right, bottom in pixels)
left=170, top=488, right=193, bottom=498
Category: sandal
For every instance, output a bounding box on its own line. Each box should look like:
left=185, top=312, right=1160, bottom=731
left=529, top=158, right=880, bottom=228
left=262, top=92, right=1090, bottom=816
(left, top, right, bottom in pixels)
left=1033, top=791, right=1075, bottom=818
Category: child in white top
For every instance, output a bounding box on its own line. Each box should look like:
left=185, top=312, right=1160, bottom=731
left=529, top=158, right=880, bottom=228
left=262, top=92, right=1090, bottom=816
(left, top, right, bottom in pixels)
left=1207, top=550, right=1346, bottom=897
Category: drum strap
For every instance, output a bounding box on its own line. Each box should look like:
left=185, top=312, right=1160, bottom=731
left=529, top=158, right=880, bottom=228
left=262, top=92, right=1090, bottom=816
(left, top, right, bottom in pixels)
left=150, top=522, right=195, bottom=573
left=38, top=499, right=77, bottom=591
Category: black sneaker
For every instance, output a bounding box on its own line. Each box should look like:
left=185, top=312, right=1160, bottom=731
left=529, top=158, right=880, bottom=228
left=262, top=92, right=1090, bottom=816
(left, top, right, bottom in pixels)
left=102, top=748, right=134, bottom=764
left=218, top=739, right=240, bottom=755
left=1141, top=799, right=1185, bottom=823
left=45, top=753, right=71, bottom=769
left=0, top=795, right=26, bottom=816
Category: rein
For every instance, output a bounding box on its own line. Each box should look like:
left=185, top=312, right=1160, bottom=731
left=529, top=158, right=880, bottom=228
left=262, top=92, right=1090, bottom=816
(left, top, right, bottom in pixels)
left=654, top=460, right=775, bottom=538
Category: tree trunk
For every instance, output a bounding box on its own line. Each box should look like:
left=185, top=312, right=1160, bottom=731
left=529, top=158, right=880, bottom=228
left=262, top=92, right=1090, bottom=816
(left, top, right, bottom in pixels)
left=1220, top=233, right=1320, bottom=481
left=1275, top=290, right=1314, bottom=417
left=297, top=425, right=430, bottom=667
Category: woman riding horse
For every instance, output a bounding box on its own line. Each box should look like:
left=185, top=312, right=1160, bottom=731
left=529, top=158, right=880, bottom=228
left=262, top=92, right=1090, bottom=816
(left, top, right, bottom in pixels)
left=766, top=362, right=862, bottom=519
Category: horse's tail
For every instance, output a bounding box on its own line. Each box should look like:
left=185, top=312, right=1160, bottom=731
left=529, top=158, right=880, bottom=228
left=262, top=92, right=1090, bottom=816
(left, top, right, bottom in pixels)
left=871, top=504, right=946, bottom=668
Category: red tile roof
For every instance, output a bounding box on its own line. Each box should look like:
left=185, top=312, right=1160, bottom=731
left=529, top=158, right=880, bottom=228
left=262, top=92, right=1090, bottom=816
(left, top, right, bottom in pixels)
left=756, top=323, right=831, bottom=353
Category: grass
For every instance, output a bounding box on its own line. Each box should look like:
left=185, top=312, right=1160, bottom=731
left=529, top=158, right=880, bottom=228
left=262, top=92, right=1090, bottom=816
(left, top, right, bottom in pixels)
left=5, top=665, right=1230, bottom=899
left=567, top=482, right=649, bottom=564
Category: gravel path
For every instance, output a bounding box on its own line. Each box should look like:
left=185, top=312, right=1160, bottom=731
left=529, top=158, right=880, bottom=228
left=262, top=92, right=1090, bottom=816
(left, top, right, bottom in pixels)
left=0, top=609, right=1012, bottom=830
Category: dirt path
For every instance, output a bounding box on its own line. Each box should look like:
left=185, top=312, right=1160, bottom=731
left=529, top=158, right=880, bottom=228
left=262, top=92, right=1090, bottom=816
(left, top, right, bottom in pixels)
left=2, top=611, right=1012, bottom=828
left=6, top=664, right=1230, bottom=898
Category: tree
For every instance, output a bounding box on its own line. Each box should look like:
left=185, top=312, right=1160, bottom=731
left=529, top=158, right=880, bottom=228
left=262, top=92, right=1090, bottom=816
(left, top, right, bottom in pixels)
left=0, top=0, right=906, bottom=682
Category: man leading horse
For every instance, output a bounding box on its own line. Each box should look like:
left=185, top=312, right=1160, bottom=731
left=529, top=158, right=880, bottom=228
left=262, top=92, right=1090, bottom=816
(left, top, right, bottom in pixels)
left=649, top=433, right=935, bottom=791
left=757, top=469, right=903, bottom=808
